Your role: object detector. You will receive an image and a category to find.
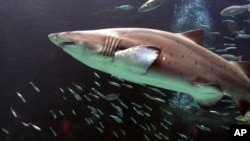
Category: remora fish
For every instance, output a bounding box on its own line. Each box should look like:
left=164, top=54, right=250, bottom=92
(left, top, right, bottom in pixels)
left=48, top=28, right=250, bottom=115
left=138, top=0, right=166, bottom=12
left=220, top=4, right=250, bottom=16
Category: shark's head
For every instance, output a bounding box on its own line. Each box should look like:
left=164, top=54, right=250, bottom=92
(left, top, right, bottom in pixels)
left=48, top=30, right=123, bottom=70
left=49, top=31, right=108, bottom=58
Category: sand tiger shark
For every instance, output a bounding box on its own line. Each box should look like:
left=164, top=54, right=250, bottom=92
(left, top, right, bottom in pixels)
left=48, top=28, right=250, bottom=115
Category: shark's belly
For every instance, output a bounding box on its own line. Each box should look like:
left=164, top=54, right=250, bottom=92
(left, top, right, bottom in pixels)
left=109, top=66, right=222, bottom=107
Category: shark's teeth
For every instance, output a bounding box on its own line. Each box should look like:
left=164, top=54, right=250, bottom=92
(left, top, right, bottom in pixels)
left=102, top=35, right=120, bottom=57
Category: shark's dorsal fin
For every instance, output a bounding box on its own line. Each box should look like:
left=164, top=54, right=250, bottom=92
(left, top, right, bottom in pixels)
left=231, top=61, right=250, bottom=78
left=180, top=29, right=205, bottom=46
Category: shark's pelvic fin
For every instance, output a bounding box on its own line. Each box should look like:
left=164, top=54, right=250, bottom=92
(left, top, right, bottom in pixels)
left=180, top=29, right=205, bottom=46
left=193, top=85, right=223, bottom=108
left=230, top=61, right=250, bottom=115
left=114, top=46, right=160, bottom=74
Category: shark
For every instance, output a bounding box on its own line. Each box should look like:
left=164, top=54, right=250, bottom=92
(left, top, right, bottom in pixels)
left=48, top=28, right=250, bottom=115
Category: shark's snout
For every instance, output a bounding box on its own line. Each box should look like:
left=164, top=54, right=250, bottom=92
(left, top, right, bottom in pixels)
left=48, top=33, right=59, bottom=45
left=48, top=33, right=76, bottom=48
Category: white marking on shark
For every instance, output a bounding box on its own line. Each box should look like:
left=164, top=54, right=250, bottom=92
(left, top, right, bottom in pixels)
left=48, top=28, right=250, bottom=115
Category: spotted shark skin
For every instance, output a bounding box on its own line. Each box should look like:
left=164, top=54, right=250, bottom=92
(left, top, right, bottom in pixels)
left=48, top=28, right=250, bottom=115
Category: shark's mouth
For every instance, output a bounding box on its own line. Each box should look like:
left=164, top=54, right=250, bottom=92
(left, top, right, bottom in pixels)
left=59, top=41, right=76, bottom=48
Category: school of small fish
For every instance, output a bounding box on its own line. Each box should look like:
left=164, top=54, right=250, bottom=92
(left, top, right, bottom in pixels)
left=2, top=69, right=243, bottom=141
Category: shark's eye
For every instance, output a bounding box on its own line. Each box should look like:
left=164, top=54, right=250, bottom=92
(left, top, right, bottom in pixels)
left=60, top=41, right=76, bottom=47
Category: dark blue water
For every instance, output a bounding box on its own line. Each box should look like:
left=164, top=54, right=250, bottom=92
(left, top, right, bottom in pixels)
left=0, top=0, right=250, bottom=141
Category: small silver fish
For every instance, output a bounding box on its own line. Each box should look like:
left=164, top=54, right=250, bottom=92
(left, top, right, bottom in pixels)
left=72, top=83, right=83, bottom=91
left=139, top=124, right=147, bottom=131
left=59, top=88, right=65, bottom=93
left=59, top=110, right=64, bottom=116
left=220, top=4, right=250, bottom=16
left=133, top=107, right=144, bottom=116
left=83, top=94, right=92, bottom=102
left=215, top=48, right=228, bottom=52
left=143, top=104, right=153, bottom=111
left=21, top=121, right=30, bottom=127
left=208, top=32, right=220, bottom=35
left=72, top=109, right=76, bottom=116
left=209, top=110, right=220, bottom=115
left=220, top=54, right=242, bottom=61
left=11, top=106, right=18, bottom=118
left=160, top=122, right=169, bottom=130
left=115, top=5, right=134, bottom=11
left=224, top=36, right=235, bottom=41
left=1, top=127, right=9, bottom=135
left=111, top=103, right=123, bottom=113
left=68, top=89, right=82, bottom=101
left=108, top=81, right=121, bottom=87
left=225, top=46, right=237, bottom=50
left=93, top=72, right=100, bottom=79
left=88, top=93, right=100, bottom=99
left=94, top=81, right=101, bottom=87
left=49, top=126, right=57, bottom=137
left=196, top=124, right=211, bottom=132
left=120, top=129, right=126, bottom=135
left=224, top=43, right=237, bottom=46
left=30, top=123, right=41, bottom=131
left=29, top=82, right=40, bottom=93
left=113, top=131, right=119, bottom=138
left=16, top=92, right=26, bottom=103
left=144, top=134, right=150, bottom=141
left=95, top=126, right=104, bottom=133
left=147, top=87, right=166, bottom=96
left=143, top=93, right=166, bottom=103
left=103, top=93, right=120, bottom=101
left=98, top=122, right=104, bottom=129
left=118, top=98, right=129, bottom=109
left=130, top=116, right=137, bottom=124
left=236, top=33, right=250, bottom=39
left=49, top=109, right=57, bottom=119
left=85, top=117, right=92, bottom=125
left=159, top=132, right=169, bottom=140
left=222, top=19, right=236, bottom=24
left=109, top=115, right=123, bottom=123
left=138, top=0, right=166, bottom=12
left=177, top=132, right=188, bottom=139
left=122, top=83, right=133, bottom=89
left=154, top=133, right=163, bottom=140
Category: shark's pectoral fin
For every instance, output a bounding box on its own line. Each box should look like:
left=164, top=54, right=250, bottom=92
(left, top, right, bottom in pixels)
left=114, top=46, right=160, bottom=74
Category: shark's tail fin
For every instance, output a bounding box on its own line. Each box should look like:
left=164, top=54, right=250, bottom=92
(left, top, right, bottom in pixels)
left=231, top=61, right=250, bottom=115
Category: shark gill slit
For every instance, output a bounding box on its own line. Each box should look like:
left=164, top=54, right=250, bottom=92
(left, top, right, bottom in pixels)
left=109, top=36, right=116, bottom=56
left=102, top=35, right=120, bottom=57
left=102, top=35, right=108, bottom=56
